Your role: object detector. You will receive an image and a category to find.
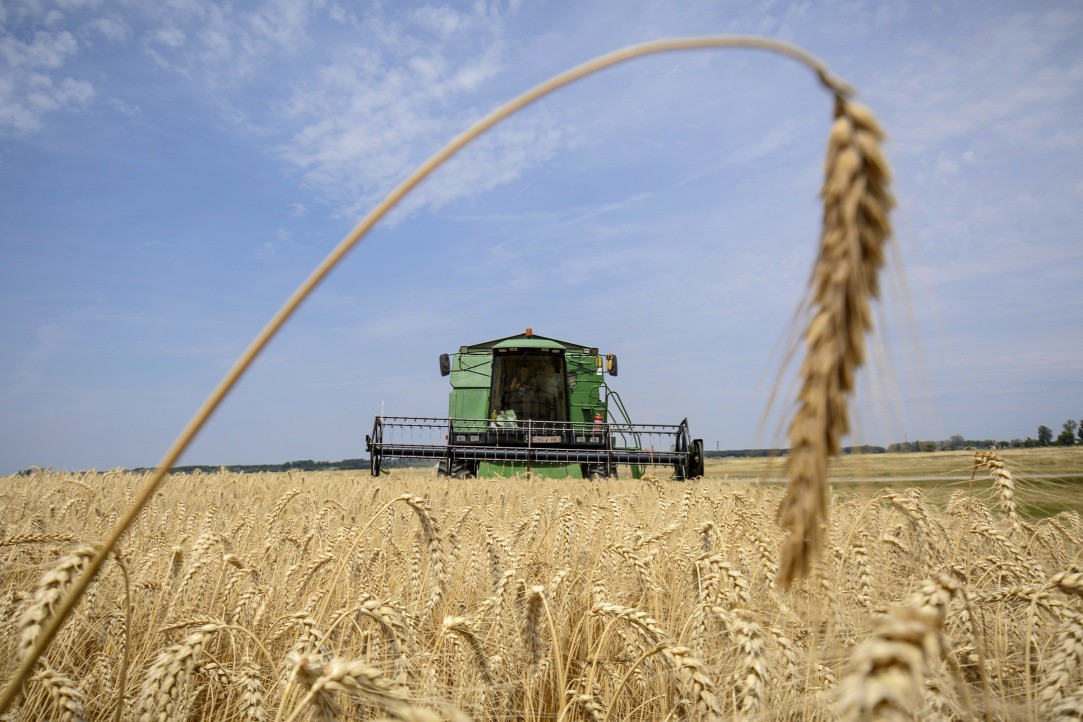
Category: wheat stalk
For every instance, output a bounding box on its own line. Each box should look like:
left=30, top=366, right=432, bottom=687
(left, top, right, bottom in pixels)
left=778, top=96, right=893, bottom=588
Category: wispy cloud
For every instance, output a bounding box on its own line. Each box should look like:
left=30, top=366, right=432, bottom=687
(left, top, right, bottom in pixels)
left=875, top=7, right=1083, bottom=154
left=137, top=0, right=322, bottom=83
left=275, top=3, right=565, bottom=220
left=0, top=22, right=94, bottom=133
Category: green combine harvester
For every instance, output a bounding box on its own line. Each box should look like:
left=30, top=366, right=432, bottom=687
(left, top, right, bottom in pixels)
left=365, top=329, right=705, bottom=479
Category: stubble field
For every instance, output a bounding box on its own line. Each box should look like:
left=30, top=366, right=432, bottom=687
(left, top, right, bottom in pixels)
left=2, top=448, right=1082, bottom=721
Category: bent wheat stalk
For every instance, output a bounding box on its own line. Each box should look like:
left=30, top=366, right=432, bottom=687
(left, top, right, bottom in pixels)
left=0, top=36, right=884, bottom=712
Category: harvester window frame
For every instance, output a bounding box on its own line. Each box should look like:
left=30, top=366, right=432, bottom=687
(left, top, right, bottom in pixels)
left=489, top=349, right=568, bottom=423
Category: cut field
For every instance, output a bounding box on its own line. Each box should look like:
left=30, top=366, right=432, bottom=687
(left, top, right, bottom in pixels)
left=708, top=447, right=1083, bottom=516
left=707, top=446, right=1083, bottom=480
left=2, top=451, right=1082, bottom=720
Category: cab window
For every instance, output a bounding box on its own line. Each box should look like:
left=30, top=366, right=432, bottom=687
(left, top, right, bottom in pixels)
left=490, top=351, right=567, bottom=422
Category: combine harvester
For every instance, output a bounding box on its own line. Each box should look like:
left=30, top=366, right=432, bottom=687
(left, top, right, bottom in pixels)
left=365, top=329, right=705, bottom=479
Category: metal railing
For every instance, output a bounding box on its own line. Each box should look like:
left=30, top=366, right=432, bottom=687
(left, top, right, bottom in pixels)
left=366, top=415, right=692, bottom=476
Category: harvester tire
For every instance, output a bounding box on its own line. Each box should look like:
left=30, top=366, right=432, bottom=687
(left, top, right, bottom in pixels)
left=689, top=439, right=705, bottom=479
left=438, top=459, right=477, bottom=479
left=581, top=463, right=616, bottom=480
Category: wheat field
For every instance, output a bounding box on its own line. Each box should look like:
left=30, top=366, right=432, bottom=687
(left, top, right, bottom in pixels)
left=3, top=452, right=1082, bottom=721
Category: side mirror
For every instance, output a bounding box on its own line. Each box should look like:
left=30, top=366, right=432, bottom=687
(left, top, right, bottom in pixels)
left=605, top=354, right=618, bottom=376
left=439, top=353, right=451, bottom=377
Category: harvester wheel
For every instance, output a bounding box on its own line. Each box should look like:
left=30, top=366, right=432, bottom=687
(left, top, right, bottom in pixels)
left=689, top=439, right=705, bottom=479
left=437, top=459, right=477, bottom=478
left=581, top=463, right=615, bottom=480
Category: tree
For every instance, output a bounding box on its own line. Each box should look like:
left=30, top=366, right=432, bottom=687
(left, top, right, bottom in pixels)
left=1038, top=425, right=1053, bottom=446
left=1059, top=420, right=1079, bottom=446
left=1079, top=419, right=1083, bottom=443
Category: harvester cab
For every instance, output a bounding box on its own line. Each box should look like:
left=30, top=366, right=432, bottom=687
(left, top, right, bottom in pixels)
left=365, top=329, right=705, bottom=480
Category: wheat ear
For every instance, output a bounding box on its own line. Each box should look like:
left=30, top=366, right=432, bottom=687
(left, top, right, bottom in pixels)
left=236, top=661, right=266, bottom=722
left=400, top=494, right=447, bottom=619
left=442, top=615, right=493, bottom=687
left=136, top=622, right=223, bottom=722
left=284, top=653, right=423, bottom=722
left=1039, top=609, right=1083, bottom=713
left=591, top=603, right=723, bottom=721
left=32, top=665, right=86, bottom=722
left=0, top=533, right=79, bottom=547
left=1047, top=569, right=1083, bottom=598
left=730, top=608, right=769, bottom=716
left=18, top=545, right=97, bottom=664
left=835, top=575, right=958, bottom=722
left=778, top=96, right=893, bottom=587
left=517, top=583, right=546, bottom=667
left=974, top=451, right=1023, bottom=537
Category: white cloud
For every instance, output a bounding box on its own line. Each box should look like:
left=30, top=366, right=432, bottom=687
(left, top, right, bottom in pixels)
left=0, top=26, right=94, bottom=133
left=877, top=7, right=1083, bottom=154
left=55, top=0, right=101, bottom=10
left=411, top=6, right=468, bottom=37
left=151, top=26, right=186, bottom=49
left=2, top=1, right=553, bottom=212
left=274, top=6, right=564, bottom=220
left=107, top=96, right=140, bottom=116
left=1, top=28, right=77, bottom=68
left=130, top=0, right=322, bottom=83
left=256, top=228, right=299, bottom=260
left=87, top=16, right=129, bottom=42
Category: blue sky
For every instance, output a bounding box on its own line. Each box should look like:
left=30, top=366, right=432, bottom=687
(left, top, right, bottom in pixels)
left=2, top=0, right=1081, bottom=473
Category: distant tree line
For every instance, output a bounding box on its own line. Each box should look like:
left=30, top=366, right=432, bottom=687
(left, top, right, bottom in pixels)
left=704, top=445, right=885, bottom=459
left=128, top=458, right=371, bottom=474
left=1047, top=418, right=1082, bottom=446
left=886, top=419, right=1082, bottom=452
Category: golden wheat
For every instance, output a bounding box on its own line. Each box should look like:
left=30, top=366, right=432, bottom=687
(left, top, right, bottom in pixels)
left=778, top=96, right=894, bottom=588
left=1, top=449, right=1080, bottom=720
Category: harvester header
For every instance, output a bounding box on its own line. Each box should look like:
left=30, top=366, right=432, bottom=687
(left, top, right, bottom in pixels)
left=366, top=330, right=704, bottom=479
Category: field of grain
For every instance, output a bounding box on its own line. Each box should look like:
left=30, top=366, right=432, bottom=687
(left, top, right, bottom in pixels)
left=2, top=451, right=1083, bottom=721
